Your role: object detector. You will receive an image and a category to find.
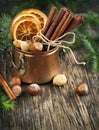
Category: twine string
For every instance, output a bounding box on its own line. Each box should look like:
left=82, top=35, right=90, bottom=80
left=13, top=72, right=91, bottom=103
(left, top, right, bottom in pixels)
left=32, top=30, right=86, bottom=65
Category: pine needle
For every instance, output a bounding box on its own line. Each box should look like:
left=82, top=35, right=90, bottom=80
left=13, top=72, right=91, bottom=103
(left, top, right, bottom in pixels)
left=0, top=87, right=16, bottom=111
left=0, top=13, right=12, bottom=54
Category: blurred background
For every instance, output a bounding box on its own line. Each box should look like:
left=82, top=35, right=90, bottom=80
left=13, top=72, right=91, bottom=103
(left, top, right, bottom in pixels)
left=0, top=0, right=99, bottom=13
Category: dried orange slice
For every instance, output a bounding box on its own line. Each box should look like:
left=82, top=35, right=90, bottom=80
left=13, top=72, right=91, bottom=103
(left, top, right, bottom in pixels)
left=12, top=16, right=40, bottom=41
left=10, top=14, right=41, bottom=40
left=10, top=8, right=47, bottom=34
left=14, top=8, right=47, bottom=28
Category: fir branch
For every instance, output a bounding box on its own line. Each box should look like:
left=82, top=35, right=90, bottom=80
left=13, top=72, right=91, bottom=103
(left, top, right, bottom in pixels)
left=0, top=13, right=12, bottom=54
left=74, top=10, right=99, bottom=72
left=0, top=87, right=16, bottom=111
left=75, top=30, right=96, bottom=53
left=91, top=56, right=99, bottom=72
left=83, top=11, right=99, bottom=24
left=81, top=38, right=96, bottom=53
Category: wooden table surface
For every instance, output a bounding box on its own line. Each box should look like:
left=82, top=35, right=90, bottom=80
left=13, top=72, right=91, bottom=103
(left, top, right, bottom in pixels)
left=0, top=50, right=99, bottom=130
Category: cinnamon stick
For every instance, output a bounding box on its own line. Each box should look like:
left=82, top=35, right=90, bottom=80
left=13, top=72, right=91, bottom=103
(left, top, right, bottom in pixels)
left=50, top=11, right=69, bottom=40
left=65, top=14, right=84, bottom=32
left=45, top=8, right=66, bottom=39
left=0, top=74, right=16, bottom=100
left=42, top=6, right=57, bottom=35
left=56, top=12, right=74, bottom=38
left=33, top=6, right=57, bottom=42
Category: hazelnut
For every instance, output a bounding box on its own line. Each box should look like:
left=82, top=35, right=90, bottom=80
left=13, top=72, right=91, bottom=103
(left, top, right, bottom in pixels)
left=20, top=41, right=30, bottom=51
left=75, top=82, right=88, bottom=95
left=13, top=40, right=21, bottom=48
left=29, top=42, right=43, bottom=52
left=27, top=83, right=41, bottom=96
left=26, top=40, right=32, bottom=45
left=11, top=85, right=22, bottom=97
left=53, top=74, right=67, bottom=86
left=9, top=76, right=21, bottom=87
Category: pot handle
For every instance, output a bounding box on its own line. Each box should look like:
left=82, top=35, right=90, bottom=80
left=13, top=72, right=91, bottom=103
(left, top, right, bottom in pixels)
left=8, top=48, right=26, bottom=75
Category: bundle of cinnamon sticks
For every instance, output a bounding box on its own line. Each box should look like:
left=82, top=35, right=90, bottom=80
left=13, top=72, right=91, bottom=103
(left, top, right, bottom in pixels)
left=35, top=6, right=83, bottom=43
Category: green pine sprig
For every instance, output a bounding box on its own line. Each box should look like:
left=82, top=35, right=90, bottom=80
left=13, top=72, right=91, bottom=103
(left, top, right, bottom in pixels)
left=0, top=14, right=16, bottom=111
left=0, top=87, right=16, bottom=111
left=0, top=13, right=12, bottom=54
left=74, top=24, right=99, bottom=71
left=83, top=10, right=99, bottom=24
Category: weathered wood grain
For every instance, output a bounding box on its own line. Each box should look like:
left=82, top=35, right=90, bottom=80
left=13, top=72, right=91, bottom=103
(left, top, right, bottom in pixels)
left=0, top=49, right=99, bottom=130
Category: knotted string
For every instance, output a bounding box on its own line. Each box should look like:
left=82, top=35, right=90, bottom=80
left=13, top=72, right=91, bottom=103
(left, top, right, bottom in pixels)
left=32, top=30, right=86, bottom=65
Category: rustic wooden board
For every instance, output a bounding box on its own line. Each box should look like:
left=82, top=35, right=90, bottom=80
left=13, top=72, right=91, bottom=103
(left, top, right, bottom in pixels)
left=0, top=50, right=99, bottom=130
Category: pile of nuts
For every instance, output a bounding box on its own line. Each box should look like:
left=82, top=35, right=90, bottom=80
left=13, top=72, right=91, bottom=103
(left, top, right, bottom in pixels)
left=9, top=76, right=22, bottom=97
left=13, top=40, right=43, bottom=52
left=9, top=76, right=41, bottom=97
left=9, top=74, right=67, bottom=97
left=9, top=75, right=88, bottom=98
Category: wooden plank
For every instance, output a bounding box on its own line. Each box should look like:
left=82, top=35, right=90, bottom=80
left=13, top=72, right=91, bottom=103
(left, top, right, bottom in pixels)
left=0, top=50, right=99, bottom=130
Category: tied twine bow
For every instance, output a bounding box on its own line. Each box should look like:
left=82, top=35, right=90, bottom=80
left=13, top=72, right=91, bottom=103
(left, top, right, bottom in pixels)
left=33, top=30, right=86, bottom=65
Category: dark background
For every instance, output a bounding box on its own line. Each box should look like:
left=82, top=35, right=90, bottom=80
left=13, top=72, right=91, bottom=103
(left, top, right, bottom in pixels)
left=0, top=0, right=99, bottom=13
